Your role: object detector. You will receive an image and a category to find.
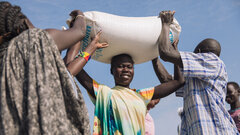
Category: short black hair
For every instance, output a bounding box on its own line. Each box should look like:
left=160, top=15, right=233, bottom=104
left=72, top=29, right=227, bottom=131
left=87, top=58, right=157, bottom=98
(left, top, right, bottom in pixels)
left=228, top=81, right=240, bottom=93
left=110, top=54, right=134, bottom=74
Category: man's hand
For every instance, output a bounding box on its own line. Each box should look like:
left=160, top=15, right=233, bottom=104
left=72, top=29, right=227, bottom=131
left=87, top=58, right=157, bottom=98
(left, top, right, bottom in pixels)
left=159, top=10, right=175, bottom=25
left=69, top=10, right=85, bottom=27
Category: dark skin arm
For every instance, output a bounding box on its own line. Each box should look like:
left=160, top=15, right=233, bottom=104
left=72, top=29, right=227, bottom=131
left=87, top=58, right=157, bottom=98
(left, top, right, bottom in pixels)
left=150, top=42, right=176, bottom=107
left=64, top=32, right=107, bottom=99
left=152, top=38, right=185, bottom=99
left=152, top=57, right=173, bottom=83
left=75, top=69, right=95, bottom=99
left=75, top=39, right=184, bottom=101
left=64, top=41, right=81, bottom=65
left=152, top=65, right=184, bottom=99
left=45, top=10, right=86, bottom=51
left=65, top=46, right=96, bottom=98
left=66, top=31, right=108, bottom=76
left=158, top=11, right=183, bottom=68
left=152, top=38, right=180, bottom=83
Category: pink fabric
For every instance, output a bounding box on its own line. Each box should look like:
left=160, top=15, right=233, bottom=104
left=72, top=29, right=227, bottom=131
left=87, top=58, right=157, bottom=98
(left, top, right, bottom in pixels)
left=229, top=108, right=240, bottom=132
left=145, top=112, right=155, bottom=135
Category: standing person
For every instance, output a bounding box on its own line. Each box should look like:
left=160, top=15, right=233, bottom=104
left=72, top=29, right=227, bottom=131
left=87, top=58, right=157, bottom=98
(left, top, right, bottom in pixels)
left=157, top=10, right=239, bottom=134
left=64, top=40, right=176, bottom=135
left=0, top=1, right=105, bottom=134
left=68, top=49, right=184, bottom=135
left=226, top=82, right=240, bottom=132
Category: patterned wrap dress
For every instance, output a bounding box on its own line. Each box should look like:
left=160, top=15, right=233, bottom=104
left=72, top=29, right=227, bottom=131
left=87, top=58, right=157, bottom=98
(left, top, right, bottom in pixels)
left=90, top=80, right=155, bottom=135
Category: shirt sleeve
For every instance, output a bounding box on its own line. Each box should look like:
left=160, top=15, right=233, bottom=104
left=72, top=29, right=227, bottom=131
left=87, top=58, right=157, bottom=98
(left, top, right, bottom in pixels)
left=87, top=80, right=104, bottom=104
left=135, top=87, right=155, bottom=105
left=180, top=52, right=221, bottom=80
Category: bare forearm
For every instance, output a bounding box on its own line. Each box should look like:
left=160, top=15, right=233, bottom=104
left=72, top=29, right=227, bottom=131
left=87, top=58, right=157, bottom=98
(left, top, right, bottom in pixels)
left=46, top=12, right=86, bottom=51
left=67, top=58, right=87, bottom=76
left=158, top=24, right=171, bottom=56
left=67, top=31, right=107, bottom=78
left=152, top=64, right=185, bottom=99
left=76, top=69, right=95, bottom=99
left=174, top=65, right=184, bottom=83
left=152, top=58, right=173, bottom=83
left=67, top=43, right=97, bottom=76
left=152, top=79, right=184, bottom=99
left=64, top=42, right=81, bottom=65
left=158, top=24, right=183, bottom=67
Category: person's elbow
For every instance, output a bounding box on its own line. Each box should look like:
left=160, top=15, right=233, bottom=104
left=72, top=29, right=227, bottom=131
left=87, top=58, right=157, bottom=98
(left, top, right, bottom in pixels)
left=159, top=50, right=172, bottom=62
left=66, top=65, right=78, bottom=76
left=178, top=78, right=185, bottom=87
left=160, top=74, right=173, bottom=83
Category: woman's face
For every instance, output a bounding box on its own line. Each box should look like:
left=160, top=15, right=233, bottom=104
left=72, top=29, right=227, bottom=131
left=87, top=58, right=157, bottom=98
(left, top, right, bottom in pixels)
left=111, top=55, right=134, bottom=88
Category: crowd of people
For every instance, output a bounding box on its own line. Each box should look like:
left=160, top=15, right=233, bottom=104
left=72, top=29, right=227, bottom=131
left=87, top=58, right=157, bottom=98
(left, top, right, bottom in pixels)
left=0, top=1, right=239, bottom=135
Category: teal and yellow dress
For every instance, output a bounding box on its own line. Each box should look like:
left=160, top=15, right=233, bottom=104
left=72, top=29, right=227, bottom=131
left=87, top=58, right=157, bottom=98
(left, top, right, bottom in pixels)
left=90, top=80, right=155, bottom=135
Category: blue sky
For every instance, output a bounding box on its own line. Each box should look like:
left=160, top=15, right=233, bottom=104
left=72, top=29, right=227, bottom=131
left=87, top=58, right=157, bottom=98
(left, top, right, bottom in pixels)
left=8, top=0, right=240, bottom=134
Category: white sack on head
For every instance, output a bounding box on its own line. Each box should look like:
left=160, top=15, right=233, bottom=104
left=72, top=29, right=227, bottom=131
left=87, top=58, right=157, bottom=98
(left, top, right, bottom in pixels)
left=67, top=11, right=181, bottom=64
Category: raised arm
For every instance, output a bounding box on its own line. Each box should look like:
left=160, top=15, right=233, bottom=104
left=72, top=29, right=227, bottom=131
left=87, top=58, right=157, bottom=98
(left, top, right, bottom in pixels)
left=64, top=42, right=96, bottom=99
left=152, top=64, right=184, bottom=99
left=64, top=41, right=81, bottom=65
left=158, top=11, right=183, bottom=68
left=75, top=69, right=95, bottom=99
left=152, top=57, right=173, bottom=83
left=45, top=10, right=86, bottom=51
left=66, top=31, right=108, bottom=76
left=65, top=31, right=108, bottom=99
left=152, top=36, right=185, bottom=99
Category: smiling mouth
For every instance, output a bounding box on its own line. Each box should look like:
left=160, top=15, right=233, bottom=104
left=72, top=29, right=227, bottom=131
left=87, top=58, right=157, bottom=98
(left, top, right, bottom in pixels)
left=120, top=74, right=131, bottom=79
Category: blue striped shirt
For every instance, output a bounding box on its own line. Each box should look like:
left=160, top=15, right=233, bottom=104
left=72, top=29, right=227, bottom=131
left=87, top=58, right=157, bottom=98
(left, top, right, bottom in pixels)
left=178, top=52, right=239, bottom=135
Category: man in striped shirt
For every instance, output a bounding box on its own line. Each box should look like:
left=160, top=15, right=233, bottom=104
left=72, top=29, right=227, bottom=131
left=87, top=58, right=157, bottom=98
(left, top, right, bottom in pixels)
left=157, top=11, right=239, bottom=135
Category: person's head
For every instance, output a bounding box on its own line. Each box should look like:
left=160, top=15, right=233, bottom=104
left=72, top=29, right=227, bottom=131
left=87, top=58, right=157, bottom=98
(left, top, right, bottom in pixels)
left=147, top=98, right=160, bottom=111
left=0, top=1, right=34, bottom=45
left=226, top=82, right=240, bottom=105
left=193, top=38, right=221, bottom=57
left=111, top=54, right=134, bottom=88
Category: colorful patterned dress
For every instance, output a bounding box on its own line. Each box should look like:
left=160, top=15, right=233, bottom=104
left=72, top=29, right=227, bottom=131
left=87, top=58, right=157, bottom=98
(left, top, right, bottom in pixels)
left=90, top=80, right=155, bottom=135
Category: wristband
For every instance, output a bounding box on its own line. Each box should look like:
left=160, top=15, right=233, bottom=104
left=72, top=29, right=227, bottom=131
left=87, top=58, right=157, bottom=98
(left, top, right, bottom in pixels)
left=75, top=51, right=91, bottom=62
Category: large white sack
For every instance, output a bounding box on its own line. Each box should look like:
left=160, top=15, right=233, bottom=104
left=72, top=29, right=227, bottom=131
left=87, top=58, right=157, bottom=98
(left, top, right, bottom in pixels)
left=67, top=11, right=181, bottom=64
